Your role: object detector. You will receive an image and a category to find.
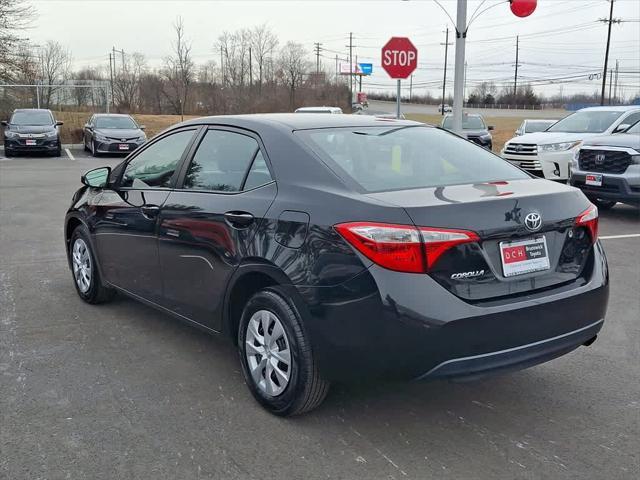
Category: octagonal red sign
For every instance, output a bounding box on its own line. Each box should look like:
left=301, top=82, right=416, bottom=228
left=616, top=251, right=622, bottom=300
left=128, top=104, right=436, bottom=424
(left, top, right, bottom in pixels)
left=381, top=37, right=418, bottom=79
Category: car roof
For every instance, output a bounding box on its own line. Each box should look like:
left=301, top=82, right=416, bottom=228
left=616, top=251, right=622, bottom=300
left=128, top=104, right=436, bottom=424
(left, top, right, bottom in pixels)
left=179, top=113, right=421, bottom=130
left=579, top=105, right=640, bottom=112
left=13, top=109, right=53, bottom=113
left=93, top=113, right=133, bottom=117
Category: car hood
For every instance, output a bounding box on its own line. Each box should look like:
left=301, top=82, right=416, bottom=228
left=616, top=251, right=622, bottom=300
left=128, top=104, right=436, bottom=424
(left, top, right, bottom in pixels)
left=508, top=131, right=602, bottom=145
left=8, top=125, right=56, bottom=134
left=94, top=128, right=143, bottom=138
left=582, top=133, right=640, bottom=150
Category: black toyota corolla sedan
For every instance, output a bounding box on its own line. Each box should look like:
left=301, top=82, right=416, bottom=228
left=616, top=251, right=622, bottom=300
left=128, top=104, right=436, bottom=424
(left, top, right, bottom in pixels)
left=64, top=114, right=608, bottom=416
left=82, top=113, right=146, bottom=156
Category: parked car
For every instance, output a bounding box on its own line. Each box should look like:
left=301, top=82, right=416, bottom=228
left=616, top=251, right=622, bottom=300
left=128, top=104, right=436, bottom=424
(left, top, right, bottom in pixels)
left=438, top=103, right=452, bottom=113
left=515, top=119, right=557, bottom=136
left=83, top=113, right=146, bottom=156
left=2, top=109, right=62, bottom=157
left=570, top=120, right=640, bottom=209
left=502, top=106, right=640, bottom=181
left=441, top=113, right=493, bottom=150
left=65, top=114, right=608, bottom=416
left=294, top=106, right=343, bottom=114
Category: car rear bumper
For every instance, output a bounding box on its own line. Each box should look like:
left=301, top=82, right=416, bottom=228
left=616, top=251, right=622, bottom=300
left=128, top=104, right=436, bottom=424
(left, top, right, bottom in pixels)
left=299, top=241, right=609, bottom=382
left=570, top=169, right=640, bottom=205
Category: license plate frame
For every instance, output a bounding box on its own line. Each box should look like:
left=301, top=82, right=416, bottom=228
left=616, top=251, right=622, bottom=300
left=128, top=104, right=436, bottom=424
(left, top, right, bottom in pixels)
left=585, top=174, right=603, bottom=187
left=118, top=144, right=130, bottom=151
left=499, top=236, right=551, bottom=278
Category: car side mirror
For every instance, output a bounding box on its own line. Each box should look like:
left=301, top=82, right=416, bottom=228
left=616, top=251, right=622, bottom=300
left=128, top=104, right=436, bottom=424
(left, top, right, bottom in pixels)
left=1, top=121, right=7, bottom=127
left=84, top=124, right=92, bottom=130
left=81, top=166, right=111, bottom=188
left=55, top=121, right=64, bottom=126
left=139, top=125, right=146, bottom=130
left=488, top=125, right=495, bottom=131
left=613, top=124, right=630, bottom=133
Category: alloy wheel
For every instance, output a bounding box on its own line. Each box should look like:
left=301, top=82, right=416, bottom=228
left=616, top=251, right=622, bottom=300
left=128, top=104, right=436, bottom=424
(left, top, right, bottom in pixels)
left=72, top=238, right=92, bottom=293
left=245, top=309, right=292, bottom=396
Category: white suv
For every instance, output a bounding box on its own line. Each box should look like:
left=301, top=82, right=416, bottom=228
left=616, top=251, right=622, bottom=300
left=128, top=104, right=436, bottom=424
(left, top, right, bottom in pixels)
left=501, top=106, right=640, bottom=181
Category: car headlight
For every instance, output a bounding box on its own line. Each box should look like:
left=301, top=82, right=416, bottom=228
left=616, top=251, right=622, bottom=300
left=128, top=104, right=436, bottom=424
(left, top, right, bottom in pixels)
left=539, top=141, right=581, bottom=152
left=137, top=135, right=146, bottom=142
left=480, top=133, right=492, bottom=140
left=94, top=133, right=108, bottom=142
left=45, top=130, right=58, bottom=138
left=4, top=131, right=19, bottom=139
left=631, top=153, right=640, bottom=165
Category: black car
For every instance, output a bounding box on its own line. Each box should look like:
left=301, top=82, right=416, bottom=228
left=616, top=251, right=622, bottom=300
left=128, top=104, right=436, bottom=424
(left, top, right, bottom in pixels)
left=441, top=113, right=494, bottom=150
left=570, top=121, right=640, bottom=208
left=83, top=113, right=146, bottom=156
left=2, top=109, right=63, bottom=156
left=65, top=114, right=608, bottom=416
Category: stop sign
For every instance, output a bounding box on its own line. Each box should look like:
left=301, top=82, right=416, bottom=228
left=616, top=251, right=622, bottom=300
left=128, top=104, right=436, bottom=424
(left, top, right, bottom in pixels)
left=381, top=37, right=418, bottom=79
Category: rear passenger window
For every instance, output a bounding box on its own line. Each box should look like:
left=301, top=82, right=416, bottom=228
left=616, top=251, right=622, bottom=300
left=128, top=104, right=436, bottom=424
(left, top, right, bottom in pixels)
left=183, top=130, right=259, bottom=192
left=243, top=151, right=273, bottom=190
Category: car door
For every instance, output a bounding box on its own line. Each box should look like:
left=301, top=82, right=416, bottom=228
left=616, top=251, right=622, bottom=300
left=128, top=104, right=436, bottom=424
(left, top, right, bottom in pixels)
left=157, top=127, right=277, bottom=330
left=92, top=127, right=199, bottom=303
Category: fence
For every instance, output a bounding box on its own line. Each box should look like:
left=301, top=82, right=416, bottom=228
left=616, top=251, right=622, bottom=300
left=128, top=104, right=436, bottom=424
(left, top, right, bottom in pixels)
left=0, top=82, right=111, bottom=115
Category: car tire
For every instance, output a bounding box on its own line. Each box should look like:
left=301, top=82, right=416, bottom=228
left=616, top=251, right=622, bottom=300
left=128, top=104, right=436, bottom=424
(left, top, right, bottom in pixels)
left=238, top=287, right=330, bottom=416
left=83, top=138, right=89, bottom=152
left=53, top=146, right=62, bottom=157
left=91, top=140, right=100, bottom=157
left=69, top=225, right=115, bottom=304
left=589, top=198, right=617, bottom=210
left=4, top=148, right=14, bottom=157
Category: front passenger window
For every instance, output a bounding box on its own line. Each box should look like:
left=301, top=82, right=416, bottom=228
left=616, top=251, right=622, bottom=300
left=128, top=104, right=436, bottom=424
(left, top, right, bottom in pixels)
left=121, top=129, right=195, bottom=189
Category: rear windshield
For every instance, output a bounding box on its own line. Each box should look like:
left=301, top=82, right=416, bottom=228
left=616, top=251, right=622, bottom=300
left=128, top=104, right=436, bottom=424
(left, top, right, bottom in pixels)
left=547, top=110, right=623, bottom=133
left=442, top=115, right=485, bottom=130
left=296, top=126, right=529, bottom=193
left=10, top=111, right=54, bottom=126
left=95, top=116, right=137, bottom=129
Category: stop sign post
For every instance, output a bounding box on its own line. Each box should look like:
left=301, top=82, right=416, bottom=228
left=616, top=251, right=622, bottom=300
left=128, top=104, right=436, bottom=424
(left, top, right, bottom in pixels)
left=381, top=37, right=418, bottom=118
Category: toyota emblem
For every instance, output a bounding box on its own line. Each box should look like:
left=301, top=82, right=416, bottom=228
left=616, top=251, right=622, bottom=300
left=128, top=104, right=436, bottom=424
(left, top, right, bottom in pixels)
left=524, top=212, right=542, bottom=232
left=595, top=153, right=605, bottom=165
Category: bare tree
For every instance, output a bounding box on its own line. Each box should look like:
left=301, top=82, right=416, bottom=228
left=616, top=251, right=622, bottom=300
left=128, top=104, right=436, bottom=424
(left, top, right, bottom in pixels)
left=38, top=40, right=72, bottom=108
left=250, top=24, right=279, bottom=92
left=278, top=42, right=309, bottom=108
left=113, top=52, right=146, bottom=111
left=0, top=0, right=36, bottom=81
left=162, top=16, right=194, bottom=117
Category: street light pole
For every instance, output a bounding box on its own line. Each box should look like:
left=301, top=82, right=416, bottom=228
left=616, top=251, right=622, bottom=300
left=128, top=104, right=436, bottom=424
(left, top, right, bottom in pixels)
left=452, top=0, right=467, bottom=135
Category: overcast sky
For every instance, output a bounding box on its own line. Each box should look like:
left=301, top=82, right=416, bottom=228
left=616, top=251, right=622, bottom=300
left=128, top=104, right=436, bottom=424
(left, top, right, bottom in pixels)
left=29, top=0, right=640, bottom=99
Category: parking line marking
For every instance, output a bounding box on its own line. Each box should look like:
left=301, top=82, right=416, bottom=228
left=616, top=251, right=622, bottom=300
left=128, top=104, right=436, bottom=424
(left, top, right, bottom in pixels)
left=65, top=148, right=75, bottom=161
left=600, top=234, right=640, bottom=240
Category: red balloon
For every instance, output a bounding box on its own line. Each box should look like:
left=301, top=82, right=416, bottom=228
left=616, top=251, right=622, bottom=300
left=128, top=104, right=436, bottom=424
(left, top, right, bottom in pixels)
left=510, top=0, right=537, bottom=18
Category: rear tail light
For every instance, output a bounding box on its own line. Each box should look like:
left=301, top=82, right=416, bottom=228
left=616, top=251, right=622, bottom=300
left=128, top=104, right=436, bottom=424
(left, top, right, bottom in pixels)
left=575, top=204, right=598, bottom=243
left=334, top=222, right=479, bottom=273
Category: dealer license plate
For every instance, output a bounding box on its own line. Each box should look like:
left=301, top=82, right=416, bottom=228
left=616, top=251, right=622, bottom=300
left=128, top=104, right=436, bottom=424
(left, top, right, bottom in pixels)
left=500, top=236, right=550, bottom=277
left=585, top=174, right=602, bottom=187
left=25, top=139, right=37, bottom=146
left=118, top=144, right=130, bottom=150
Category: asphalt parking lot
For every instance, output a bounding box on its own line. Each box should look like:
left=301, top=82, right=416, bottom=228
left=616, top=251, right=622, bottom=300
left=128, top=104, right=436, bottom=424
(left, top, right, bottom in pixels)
left=1, top=150, right=639, bottom=480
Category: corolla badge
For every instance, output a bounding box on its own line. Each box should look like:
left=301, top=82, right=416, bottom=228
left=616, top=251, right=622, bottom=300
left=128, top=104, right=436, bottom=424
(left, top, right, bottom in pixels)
left=524, top=212, right=542, bottom=232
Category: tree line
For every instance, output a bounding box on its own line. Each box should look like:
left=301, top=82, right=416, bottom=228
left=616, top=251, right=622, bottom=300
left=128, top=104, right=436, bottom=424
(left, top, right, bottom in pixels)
left=0, top=3, right=349, bottom=117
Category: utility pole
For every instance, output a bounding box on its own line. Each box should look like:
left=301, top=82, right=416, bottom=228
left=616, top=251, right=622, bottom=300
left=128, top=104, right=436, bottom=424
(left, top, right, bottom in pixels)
left=249, top=47, right=252, bottom=88
left=600, top=0, right=615, bottom=106
left=513, top=35, right=520, bottom=97
left=108, top=52, right=114, bottom=109
left=440, top=26, right=452, bottom=116
left=335, top=54, right=338, bottom=85
left=613, top=60, right=619, bottom=104
left=463, top=61, right=468, bottom=105
left=220, top=45, right=224, bottom=86
left=314, top=42, right=322, bottom=76
left=452, top=0, right=467, bottom=135
left=348, top=32, right=353, bottom=104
